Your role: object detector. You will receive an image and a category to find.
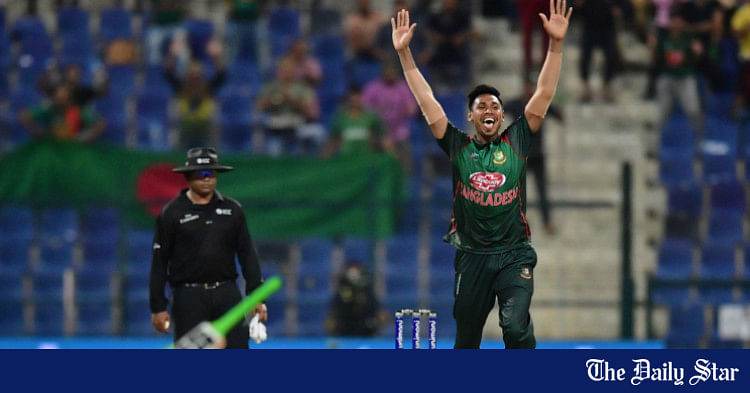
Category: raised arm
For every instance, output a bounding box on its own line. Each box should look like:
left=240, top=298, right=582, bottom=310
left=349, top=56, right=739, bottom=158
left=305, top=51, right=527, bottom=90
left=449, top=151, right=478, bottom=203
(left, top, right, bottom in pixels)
left=392, top=9, right=447, bottom=139
left=525, top=0, right=572, bottom=133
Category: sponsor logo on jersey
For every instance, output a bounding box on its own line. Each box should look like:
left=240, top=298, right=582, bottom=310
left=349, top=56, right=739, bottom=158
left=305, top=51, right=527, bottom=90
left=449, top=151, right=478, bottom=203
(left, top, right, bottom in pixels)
left=493, top=150, right=507, bottom=165
left=469, top=172, right=506, bottom=192
left=458, top=179, right=519, bottom=207
left=520, top=266, right=532, bottom=279
left=215, top=208, right=232, bottom=215
left=179, top=214, right=199, bottom=224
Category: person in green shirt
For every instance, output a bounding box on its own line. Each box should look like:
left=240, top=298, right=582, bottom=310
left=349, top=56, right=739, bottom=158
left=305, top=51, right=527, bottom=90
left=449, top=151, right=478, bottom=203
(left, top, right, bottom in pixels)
left=392, top=0, right=572, bottom=348
left=322, top=87, right=391, bottom=157
left=20, top=85, right=106, bottom=143
left=655, top=11, right=704, bottom=133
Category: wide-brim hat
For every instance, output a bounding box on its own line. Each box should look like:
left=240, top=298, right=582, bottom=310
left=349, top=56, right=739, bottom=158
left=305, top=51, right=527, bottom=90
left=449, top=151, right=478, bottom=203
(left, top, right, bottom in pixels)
left=172, top=147, right=234, bottom=173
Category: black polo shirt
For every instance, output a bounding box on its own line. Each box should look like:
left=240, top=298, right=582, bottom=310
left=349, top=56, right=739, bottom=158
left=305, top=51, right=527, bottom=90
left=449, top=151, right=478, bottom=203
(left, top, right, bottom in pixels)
left=149, top=189, right=262, bottom=313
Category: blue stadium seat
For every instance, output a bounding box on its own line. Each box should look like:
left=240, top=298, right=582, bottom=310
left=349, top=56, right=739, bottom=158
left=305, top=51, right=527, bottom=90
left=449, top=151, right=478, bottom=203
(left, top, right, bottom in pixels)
left=122, top=298, right=156, bottom=336
left=74, top=269, right=113, bottom=300
left=98, top=8, right=133, bottom=42
left=343, top=237, right=372, bottom=265
left=59, top=35, right=94, bottom=68
left=665, top=183, right=702, bottom=216
left=135, top=114, right=170, bottom=151
left=106, top=65, right=136, bottom=99
left=709, top=180, right=745, bottom=215
left=659, top=154, right=697, bottom=188
left=429, top=236, right=455, bottom=268
left=432, top=175, right=454, bottom=201
left=297, top=259, right=332, bottom=301
left=429, top=202, right=453, bottom=235
left=81, top=236, right=119, bottom=273
left=436, top=93, right=467, bottom=130
left=0, top=205, right=34, bottom=241
left=9, top=87, right=42, bottom=120
left=652, top=238, right=694, bottom=306
left=349, top=60, right=381, bottom=88
left=296, top=297, right=328, bottom=337
left=185, top=19, right=214, bottom=61
left=142, top=65, right=173, bottom=96
left=83, top=206, right=120, bottom=239
left=33, top=300, right=64, bottom=336
left=218, top=92, right=253, bottom=125
left=311, top=33, right=344, bottom=62
left=224, top=60, right=261, bottom=96
left=57, top=6, right=89, bottom=40
left=268, top=7, right=300, bottom=41
left=656, top=238, right=694, bottom=279
left=665, top=303, right=705, bottom=348
left=705, top=91, right=736, bottom=120
left=75, top=301, right=113, bottom=336
left=38, top=208, right=78, bottom=271
left=309, top=9, right=342, bottom=36
left=698, top=241, right=737, bottom=304
left=11, top=16, right=47, bottom=42
left=125, top=230, right=154, bottom=269
left=659, top=114, right=695, bottom=159
left=0, top=297, right=26, bottom=335
left=701, top=117, right=738, bottom=184
left=299, top=238, right=334, bottom=264
left=386, top=235, right=419, bottom=265
left=706, top=209, right=743, bottom=245
left=220, top=120, right=253, bottom=152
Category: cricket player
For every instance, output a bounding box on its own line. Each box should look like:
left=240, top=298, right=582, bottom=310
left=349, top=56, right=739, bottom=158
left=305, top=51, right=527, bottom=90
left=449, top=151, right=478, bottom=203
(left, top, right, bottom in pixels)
left=392, top=0, right=572, bottom=348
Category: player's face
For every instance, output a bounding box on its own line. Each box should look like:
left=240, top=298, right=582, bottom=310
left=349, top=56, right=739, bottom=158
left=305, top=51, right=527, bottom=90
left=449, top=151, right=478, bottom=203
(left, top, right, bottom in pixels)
left=188, top=170, right=217, bottom=198
left=469, top=94, right=504, bottom=141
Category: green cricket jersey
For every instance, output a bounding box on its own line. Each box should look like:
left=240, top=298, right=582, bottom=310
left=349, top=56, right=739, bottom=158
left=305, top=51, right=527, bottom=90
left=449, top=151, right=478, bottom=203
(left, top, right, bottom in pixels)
left=437, top=115, right=534, bottom=254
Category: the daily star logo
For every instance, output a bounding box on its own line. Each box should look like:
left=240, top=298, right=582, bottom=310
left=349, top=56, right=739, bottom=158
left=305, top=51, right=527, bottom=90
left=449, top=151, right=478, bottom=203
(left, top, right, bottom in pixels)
left=469, top=172, right=506, bottom=192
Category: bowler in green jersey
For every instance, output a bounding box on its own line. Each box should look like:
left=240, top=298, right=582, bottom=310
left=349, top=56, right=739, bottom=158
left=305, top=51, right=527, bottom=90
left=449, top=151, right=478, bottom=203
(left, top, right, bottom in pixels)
left=392, top=0, right=573, bottom=348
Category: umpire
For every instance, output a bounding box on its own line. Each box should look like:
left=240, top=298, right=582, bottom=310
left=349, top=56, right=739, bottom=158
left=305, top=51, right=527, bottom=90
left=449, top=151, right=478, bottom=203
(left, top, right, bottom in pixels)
left=150, top=147, right=267, bottom=348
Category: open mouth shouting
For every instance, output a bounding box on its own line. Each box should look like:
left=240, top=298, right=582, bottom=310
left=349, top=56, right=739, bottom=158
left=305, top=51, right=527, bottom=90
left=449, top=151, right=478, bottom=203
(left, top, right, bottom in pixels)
left=481, top=117, right=497, bottom=132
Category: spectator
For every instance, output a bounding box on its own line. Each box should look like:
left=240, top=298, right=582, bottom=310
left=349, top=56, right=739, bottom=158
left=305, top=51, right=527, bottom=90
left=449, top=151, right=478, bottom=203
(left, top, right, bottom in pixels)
left=677, top=0, right=724, bottom=92
left=145, top=0, right=186, bottom=65
left=578, top=0, right=622, bottom=103
left=732, top=0, right=750, bottom=112
left=373, top=0, right=428, bottom=64
left=518, top=0, right=549, bottom=80
left=256, top=57, right=320, bottom=155
left=362, top=60, right=418, bottom=174
left=326, top=261, right=384, bottom=337
left=645, top=0, right=678, bottom=98
left=224, top=0, right=260, bottom=63
left=322, top=87, right=391, bottom=158
left=37, top=63, right=108, bottom=108
left=282, top=39, right=322, bottom=87
left=344, top=0, right=387, bottom=61
left=655, top=11, right=704, bottom=133
left=165, top=40, right=226, bottom=150
left=503, top=81, right=563, bottom=235
left=425, top=0, right=473, bottom=89
left=20, top=84, right=106, bottom=143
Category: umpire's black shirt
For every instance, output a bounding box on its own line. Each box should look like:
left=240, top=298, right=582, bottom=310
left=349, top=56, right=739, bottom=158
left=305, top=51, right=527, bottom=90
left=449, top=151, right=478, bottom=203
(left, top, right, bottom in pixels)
left=149, top=189, right=262, bottom=313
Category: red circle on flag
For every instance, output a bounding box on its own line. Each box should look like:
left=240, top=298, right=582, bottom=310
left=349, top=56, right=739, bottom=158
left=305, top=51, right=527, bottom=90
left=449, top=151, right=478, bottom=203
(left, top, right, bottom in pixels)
left=136, top=164, right=188, bottom=216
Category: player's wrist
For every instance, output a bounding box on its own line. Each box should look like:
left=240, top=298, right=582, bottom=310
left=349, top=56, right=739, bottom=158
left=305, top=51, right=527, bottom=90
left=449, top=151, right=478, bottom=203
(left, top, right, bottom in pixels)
left=548, top=39, right=563, bottom=53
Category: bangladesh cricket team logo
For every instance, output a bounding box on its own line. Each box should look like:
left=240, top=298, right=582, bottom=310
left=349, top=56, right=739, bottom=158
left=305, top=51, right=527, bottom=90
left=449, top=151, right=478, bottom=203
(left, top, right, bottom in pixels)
left=469, top=172, right=506, bottom=192
left=493, top=150, right=507, bottom=165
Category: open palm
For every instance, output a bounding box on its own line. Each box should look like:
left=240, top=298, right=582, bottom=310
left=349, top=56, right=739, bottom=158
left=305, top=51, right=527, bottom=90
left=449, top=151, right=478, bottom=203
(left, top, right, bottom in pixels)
left=540, top=0, right=573, bottom=41
left=392, top=9, right=416, bottom=51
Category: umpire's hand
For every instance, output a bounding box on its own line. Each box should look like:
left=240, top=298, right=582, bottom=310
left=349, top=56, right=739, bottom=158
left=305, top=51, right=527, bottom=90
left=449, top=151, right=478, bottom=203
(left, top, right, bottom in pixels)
left=152, top=311, right=171, bottom=334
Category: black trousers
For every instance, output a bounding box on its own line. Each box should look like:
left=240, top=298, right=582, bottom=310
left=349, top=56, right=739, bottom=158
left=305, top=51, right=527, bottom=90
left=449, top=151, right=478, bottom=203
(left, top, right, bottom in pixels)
left=527, top=157, right=550, bottom=226
left=579, top=29, right=618, bottom=84
left=453, top=246, right=537, bottom=349
left=171, top=282, right=249, bottom=349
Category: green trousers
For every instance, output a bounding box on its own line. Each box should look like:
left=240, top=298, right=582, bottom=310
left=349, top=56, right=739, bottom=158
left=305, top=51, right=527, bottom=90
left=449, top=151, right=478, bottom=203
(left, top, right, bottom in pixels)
left=452, top=245, right=537, bottom=349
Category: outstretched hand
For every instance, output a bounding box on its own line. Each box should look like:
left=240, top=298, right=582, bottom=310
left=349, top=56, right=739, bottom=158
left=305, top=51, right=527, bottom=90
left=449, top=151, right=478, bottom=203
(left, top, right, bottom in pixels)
left=392, top=9, right=416, bottom=52
left=539, top=0, right=573, bottom=42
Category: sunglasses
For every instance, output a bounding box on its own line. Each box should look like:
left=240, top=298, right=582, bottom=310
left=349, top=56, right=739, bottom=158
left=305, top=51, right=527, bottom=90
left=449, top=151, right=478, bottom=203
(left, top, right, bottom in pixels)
left=191, top=170, right=216, bottom=180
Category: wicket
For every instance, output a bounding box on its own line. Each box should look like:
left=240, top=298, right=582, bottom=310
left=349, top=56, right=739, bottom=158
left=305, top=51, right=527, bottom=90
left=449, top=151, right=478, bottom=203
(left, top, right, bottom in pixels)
left=395, top=308, right=437, bottom=349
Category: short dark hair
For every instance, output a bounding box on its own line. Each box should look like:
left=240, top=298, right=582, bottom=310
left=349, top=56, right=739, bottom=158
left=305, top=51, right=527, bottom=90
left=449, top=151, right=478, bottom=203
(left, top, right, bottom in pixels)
left=467, top=84, right=503, bottom=110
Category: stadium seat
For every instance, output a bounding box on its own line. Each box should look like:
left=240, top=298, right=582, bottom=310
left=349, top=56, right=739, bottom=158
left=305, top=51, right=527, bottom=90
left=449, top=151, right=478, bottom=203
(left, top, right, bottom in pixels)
left=435, top=93, right=467, bottom=130
left=83, top=206, right=120, bottom=239
left=665, top=183, right=702, bottom=217
left=38, top=208, right=78, bottom=271
left=698, top=241, right=737, bottom=304
left=220, top=120, right=253, bottom=152
left=135, top=115, right=170, bottom=151
left=56, top=6, right=89, bottom=39
left=706, top=209, right=743, bottom=245
left=11, top=16, right=47, bottom=42
left=701, top=117, right=738, bottom=184
left=705, top=91, right=736, bottom=120
left=309, top=9, right=342, bottom=36
left=185, top=19, right=214, bottom=61
left=106, top=65, right=136, bottom=99
left=33, top=300, right=64, bottom=336
left=74, top=268, right=113, bottom=300
left=297, top=259, right=332, bottom=301
left=125, top=230, right=154, bottom=269
left=298, top=238, right=334, bottom=265
left=665, top=302, right=705, bottom=348
left=59, top=35, right=94, bottom=68
left=218, top=92, right=253, bottom=125
left=98, top=7, right=133, bottom=42
left=343, top=237, right=372, bottom=265
left=0, top=205, right=34, bottom=241
left=81, top=236, right=119, bottom=273
left=142, top=65, right=173, bottom=96
left=122, top=298, right=156, bottom=336
left=268, top=7, right=300, bottom=41
left=296, top=297, right=328, bottom=337
left=651, top=238, right=694, bottom=306
left=224, top=60, right=261, bottom=96
left=0, top=297, right=26, bottom=335
left=659, top=154, right=697, bottom=188
left=311, top=33, right=345, bottom=62
left=429, top=202, right=453, bottom=235
left=659, top=114, right=695, bottom=159
left=75, top=301, right=113, bottom=336
left=709, top=180, right=745, bottom=215
left=349, top=60, right=381, bottom=88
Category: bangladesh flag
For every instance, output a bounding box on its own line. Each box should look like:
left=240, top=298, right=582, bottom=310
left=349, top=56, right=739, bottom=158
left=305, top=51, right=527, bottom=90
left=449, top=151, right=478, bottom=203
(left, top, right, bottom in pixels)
left=0, top=141, right=404, bottom=238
